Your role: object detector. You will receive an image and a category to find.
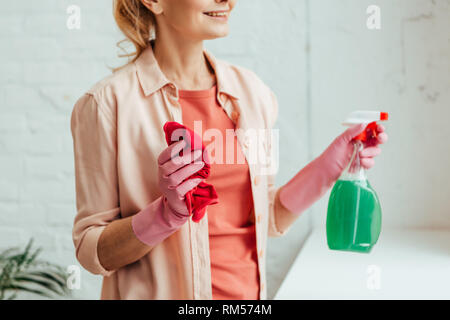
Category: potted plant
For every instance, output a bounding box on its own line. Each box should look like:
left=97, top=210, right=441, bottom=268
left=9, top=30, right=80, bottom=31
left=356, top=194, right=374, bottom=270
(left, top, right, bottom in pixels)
left=0, top=238, right=70, bottom=300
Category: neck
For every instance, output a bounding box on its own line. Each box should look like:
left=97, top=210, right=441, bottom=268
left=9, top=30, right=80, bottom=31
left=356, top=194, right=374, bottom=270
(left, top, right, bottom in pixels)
left=152, top=24, right=215, bottom=90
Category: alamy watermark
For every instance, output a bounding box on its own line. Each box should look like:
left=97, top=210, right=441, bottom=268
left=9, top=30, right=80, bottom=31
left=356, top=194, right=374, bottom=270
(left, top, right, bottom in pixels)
left=367, top=5, right=381, bottom=30
left=66, top=265, right=81, bottom=290
left=366, top=264, right=381, bottom=290
left=66, top=5, right=81, bottom=30
left=168, top=121, right=279, bottom=176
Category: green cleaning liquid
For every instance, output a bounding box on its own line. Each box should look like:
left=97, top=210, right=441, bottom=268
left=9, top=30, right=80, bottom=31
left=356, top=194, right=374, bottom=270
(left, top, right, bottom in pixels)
left=326, top=140, right=382, bottom=253
left=326, top=179, right=381, bottom=253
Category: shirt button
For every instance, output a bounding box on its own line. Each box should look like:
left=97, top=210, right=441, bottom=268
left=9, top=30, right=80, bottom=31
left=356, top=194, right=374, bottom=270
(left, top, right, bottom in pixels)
left=231, top=110, right=239, bottom=122
left=259, top=249, right=263, bottom=258
left=261, top=283, right=264, bottom=291
left=254, top=175, right=260, bottom=186
left=257, top=214, right=262, bottom=223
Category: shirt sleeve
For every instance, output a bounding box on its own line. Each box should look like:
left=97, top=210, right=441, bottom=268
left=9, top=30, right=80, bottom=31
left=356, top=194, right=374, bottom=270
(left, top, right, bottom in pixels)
left=265, top=88, right=297, bottom=238
left=70, top=92, right=121, bottom=276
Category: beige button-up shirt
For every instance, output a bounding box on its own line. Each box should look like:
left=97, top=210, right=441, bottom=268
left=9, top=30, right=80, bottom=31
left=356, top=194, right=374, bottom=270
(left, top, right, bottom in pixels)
left=70, top=42, right=296, bottom=300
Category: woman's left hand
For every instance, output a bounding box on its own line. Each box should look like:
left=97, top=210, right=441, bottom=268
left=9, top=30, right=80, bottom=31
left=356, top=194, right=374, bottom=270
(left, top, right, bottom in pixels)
left=278, top=122, right=388, bottom=216
left=359, top=123, right=389, bottom=169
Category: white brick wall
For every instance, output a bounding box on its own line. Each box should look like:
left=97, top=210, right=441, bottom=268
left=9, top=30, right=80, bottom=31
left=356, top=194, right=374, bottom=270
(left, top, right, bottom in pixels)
left=0, top=0, right=310, bottom=299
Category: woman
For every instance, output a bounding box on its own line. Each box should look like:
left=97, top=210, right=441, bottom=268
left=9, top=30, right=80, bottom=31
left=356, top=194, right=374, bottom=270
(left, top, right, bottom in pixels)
left=70, top=0, right=388, bottom=300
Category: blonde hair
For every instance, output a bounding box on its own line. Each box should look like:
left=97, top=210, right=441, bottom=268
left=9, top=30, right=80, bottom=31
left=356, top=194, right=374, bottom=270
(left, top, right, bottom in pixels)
left=113, top=0, right=156, bottom=71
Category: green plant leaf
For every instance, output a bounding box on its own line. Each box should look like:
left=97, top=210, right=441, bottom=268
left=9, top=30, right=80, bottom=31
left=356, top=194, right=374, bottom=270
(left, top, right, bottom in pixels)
left=0, top=238, right=70, bottom=300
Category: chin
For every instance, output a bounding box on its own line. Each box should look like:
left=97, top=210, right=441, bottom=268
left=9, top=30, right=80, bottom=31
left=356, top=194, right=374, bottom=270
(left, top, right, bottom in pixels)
left=203, top=29, right=229, bottom=40
left=204, top=34, right=228, bottom=40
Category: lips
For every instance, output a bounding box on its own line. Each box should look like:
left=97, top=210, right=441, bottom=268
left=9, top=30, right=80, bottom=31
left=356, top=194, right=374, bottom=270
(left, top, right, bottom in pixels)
left=203, top=10, right=228, bottom=17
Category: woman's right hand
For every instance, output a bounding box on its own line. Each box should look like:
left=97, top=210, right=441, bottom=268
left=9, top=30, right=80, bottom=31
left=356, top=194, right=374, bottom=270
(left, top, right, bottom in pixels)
left=157, top=139, right=205, bottom=217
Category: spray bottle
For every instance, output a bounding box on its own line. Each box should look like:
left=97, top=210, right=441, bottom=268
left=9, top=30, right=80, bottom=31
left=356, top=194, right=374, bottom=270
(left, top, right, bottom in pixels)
left=326, top=110, right=389, bottom=253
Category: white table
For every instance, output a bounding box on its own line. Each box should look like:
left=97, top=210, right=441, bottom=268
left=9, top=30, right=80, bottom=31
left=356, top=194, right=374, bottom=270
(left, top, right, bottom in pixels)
left=274, top=227, right=450, bottom=299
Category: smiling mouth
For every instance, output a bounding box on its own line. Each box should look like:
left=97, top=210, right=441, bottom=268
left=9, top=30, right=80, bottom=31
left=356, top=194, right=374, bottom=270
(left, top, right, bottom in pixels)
left=203, top=11, right=228, bottom=18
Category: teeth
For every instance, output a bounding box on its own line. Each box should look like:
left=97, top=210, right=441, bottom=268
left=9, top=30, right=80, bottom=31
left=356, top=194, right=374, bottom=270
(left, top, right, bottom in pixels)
left=205, top=12, right=226, bottom=17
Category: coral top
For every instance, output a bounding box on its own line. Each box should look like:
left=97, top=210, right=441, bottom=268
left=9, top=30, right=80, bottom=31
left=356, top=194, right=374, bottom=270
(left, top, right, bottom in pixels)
left=179, top=84, right=260, bottom=300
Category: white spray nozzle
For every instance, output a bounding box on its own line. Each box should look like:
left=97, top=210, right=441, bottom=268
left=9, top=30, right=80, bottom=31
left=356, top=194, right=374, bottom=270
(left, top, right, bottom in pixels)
left=342, top=110, right=388, bottom=126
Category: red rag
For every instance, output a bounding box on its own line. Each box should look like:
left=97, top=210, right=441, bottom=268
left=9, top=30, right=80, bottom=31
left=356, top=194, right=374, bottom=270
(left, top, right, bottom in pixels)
left=163, top=121, right=219, bottom=222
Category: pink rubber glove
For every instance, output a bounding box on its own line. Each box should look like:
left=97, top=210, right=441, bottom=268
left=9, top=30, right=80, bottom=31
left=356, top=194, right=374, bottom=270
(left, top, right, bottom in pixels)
left=131, top=139, right=205, bottom=246
left=279, top=123, right=388, bottom=216
left=157, top=139, right=206, bottom=216
left=358, top=123, right=388, bottom=169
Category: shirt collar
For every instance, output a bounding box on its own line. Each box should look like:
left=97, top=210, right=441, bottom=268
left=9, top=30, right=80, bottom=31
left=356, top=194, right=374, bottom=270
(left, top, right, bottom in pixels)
left=134, top=41, right=240, bottom=101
